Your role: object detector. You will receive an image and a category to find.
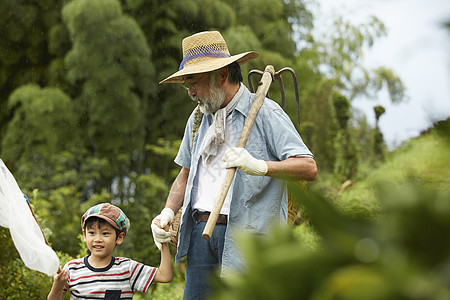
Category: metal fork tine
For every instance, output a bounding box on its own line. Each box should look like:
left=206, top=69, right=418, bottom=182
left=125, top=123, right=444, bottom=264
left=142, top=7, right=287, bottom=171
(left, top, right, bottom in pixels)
left=276, top=67, right=300, bottom=125
left=276, top=75, right=285, bottom=110
left=247, top=69, right=264, bottom=93
left=248, top=67, right=300, bottom=125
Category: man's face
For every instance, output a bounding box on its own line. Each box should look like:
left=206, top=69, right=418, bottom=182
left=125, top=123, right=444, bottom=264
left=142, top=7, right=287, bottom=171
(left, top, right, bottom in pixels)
left=185, top=73, right=225, bottom=115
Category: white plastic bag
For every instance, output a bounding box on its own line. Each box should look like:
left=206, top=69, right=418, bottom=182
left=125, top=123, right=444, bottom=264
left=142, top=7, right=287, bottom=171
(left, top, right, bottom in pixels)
left=0, top=159, right=59, bottom=276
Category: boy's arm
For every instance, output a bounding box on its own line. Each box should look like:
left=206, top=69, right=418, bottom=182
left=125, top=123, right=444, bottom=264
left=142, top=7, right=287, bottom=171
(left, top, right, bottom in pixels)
left=48, top=266, right=68, bottom=300
left=153, top=243, right=173, bottom=283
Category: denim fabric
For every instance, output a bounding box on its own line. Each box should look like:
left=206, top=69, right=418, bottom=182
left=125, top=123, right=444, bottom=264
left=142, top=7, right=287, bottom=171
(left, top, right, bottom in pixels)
left=174, top=84, right=313, bottom=274
left=183, top=221, right=226, bottom=300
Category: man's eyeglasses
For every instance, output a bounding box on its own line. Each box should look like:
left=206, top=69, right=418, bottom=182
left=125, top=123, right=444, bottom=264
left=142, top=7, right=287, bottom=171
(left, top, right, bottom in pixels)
left=182, top=74, right=206, bottom=91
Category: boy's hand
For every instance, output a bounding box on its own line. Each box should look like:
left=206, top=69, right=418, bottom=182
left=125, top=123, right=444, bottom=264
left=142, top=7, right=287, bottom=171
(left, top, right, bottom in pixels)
left=151, top=208, right=173, bottom=251
left=54, top=266, right=68, bottom=287
left=48, top=266, right=68, bottom=299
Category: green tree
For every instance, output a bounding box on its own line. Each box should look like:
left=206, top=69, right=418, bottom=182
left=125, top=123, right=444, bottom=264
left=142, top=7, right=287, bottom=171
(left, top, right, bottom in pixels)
left=0, top=0, right=67, bottom=150
left=372, top=105, right=386, bottom=162
left=291, top=15, right=406, bottom=173
left=333, top=92, right=358, bottom=180
left=2, top=84, right=76, bottom=170
left=62, top=0, right=155, bottom=197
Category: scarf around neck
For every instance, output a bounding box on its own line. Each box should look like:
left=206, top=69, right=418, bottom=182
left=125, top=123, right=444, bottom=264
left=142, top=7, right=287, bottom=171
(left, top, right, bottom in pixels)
left=198, top=84, right=244, bottom=164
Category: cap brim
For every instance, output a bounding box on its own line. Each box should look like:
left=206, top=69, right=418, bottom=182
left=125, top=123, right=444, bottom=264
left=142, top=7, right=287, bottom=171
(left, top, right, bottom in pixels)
left=159, top=51, right=259, bottom=84
left=83, top=214, right=122, bottom=232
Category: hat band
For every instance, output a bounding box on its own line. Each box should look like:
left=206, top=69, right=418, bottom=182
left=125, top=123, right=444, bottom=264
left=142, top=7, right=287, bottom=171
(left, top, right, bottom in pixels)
left=179, top=49, right=231, bottom=71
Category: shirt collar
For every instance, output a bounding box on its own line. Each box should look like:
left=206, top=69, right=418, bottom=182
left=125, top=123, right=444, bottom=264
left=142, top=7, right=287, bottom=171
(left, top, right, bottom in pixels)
left=234, top=83, right=251, bottom=117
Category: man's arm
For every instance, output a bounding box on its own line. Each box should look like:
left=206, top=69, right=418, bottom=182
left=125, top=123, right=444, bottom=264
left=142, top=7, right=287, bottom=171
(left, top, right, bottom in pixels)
left=165, top=167, right=189, bottom=213
left=151, top=167, right=189, bottom=250
left=266, top=156, right=317, bottom=181
left=224, top=148, right=317, bottom=181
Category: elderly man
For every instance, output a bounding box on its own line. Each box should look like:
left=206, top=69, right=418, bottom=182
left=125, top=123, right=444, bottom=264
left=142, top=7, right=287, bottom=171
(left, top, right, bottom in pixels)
left=152, top=31, right=317, bottom=300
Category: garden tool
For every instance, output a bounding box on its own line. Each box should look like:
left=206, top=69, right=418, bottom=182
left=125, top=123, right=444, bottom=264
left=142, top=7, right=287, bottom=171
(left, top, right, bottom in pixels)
left=202, top=65, right=301, bottom=239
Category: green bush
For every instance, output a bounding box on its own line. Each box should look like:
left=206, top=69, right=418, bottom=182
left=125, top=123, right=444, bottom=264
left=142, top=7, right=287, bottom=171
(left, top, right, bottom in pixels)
left=0, top=227, right=72, bottom=299
left=209, top=182, right=450, bottom=300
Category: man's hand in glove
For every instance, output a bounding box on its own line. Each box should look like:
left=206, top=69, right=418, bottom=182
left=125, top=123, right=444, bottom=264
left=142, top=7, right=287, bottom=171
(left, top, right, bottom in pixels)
left=151, top=208, right=174, bottom=251
left=223, top=147, right=268, bottom=176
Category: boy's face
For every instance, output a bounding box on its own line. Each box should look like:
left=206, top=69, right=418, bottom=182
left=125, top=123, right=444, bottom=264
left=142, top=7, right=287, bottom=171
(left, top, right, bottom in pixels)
left=83, top=221, right=125, bottom=260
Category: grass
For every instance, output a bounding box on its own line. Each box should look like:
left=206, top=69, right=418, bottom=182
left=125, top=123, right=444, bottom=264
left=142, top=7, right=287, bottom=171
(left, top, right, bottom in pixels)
left=337, top=130, right=450, bottom=221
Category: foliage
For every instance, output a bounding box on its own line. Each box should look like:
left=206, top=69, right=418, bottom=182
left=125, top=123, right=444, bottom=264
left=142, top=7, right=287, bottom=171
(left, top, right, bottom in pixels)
left=62, top=0, right=155, bottom=183
left=371, top=67, right=407, bottom=104
left=372, top=128, right=385, bottom=163
left=293, top=222, right=321, bottom=252
left=371, top=105, right=386, bottom=162
left=373, top=105, right=385, bottom=122
left=310, top=15, right=403, bottom=103
left=295, top=14, right=407, bottom=173
left=209, top=133, right=450, bottom=299
left=0, top=0, right=419, bottom=298
left=332, top=91, right=359, bottom=180
left=0, top=0, right=66, bottom=141
left=135, top=268, right=185, bottom=300
left=336, top=120, right=449, bottom=221
left=2, top=84, right=76, bottom=165
left=0, top=226, right=73, bottom=300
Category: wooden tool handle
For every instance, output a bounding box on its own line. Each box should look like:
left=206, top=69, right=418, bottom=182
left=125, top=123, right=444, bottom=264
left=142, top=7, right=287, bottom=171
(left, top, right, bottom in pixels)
left=202, top=65, right=275, bottom=240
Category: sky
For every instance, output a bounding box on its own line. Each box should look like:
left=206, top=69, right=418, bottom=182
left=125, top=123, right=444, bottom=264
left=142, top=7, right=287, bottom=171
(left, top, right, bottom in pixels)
left=314, top=0, right=450, bottom=149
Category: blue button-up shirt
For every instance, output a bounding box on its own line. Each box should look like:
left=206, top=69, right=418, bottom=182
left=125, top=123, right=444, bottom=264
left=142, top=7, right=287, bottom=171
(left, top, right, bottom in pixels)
left=174, top=84, right=313, bottom=273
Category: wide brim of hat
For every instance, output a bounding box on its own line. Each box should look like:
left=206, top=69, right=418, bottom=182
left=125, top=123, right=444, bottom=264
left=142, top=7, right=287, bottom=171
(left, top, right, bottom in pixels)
left=159, top=51, right=259, bottom=84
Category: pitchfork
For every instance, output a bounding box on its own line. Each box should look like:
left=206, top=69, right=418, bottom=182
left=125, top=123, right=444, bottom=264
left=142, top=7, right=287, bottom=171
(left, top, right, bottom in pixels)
left=202, top=65, right=301, bottom=239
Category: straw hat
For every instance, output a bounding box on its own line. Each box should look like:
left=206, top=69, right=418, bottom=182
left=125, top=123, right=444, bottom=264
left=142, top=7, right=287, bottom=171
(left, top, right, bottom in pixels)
left=160, top=31, right=259, bottom=84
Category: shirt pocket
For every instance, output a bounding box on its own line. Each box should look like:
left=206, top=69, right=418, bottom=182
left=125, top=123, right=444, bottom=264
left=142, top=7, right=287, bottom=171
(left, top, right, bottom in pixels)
left=239, top=170, right=269, bottom=202
left=242, top=194, right=281, bottom=234
left=245, top=139, right=268, bottom=159
left=105, top=290, right=122, bottom=300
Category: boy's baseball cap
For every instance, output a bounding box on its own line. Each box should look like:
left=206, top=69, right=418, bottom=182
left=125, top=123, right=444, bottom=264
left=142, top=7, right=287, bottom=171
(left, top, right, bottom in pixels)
left=81, top=203, right=130, bottom=234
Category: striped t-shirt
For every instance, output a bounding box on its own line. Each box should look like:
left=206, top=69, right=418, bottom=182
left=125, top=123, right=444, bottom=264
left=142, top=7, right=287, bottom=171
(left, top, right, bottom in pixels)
left=63, top=256, right=157, bottom=299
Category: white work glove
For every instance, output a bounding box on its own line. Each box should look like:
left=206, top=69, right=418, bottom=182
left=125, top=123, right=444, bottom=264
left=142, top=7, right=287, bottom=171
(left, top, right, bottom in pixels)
left=223, top=147, right=268, bottom=176
left=151, top=208, right=174, bottom=251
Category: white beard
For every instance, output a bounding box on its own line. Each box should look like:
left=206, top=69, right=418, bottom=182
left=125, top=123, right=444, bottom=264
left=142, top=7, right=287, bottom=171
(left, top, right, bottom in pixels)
left=192, top=78, right=225, bottom=115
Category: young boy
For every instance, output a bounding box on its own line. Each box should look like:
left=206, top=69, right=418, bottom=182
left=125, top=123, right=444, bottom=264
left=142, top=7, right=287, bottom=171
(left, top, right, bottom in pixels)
left=48, top=203, right=172, bottom=299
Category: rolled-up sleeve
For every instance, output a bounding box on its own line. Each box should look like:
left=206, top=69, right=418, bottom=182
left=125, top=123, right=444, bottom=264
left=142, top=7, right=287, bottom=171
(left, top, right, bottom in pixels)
left=174, top=112, right=194, bottom=169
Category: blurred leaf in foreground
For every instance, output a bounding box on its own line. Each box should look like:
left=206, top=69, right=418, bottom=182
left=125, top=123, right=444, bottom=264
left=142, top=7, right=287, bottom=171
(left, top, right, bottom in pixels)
left=210, top=182, right=450, bottom=300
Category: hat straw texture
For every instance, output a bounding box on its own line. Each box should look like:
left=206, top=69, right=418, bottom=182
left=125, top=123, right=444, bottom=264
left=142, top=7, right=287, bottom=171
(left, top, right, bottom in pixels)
left=160, top=31, right=258, bottom=84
